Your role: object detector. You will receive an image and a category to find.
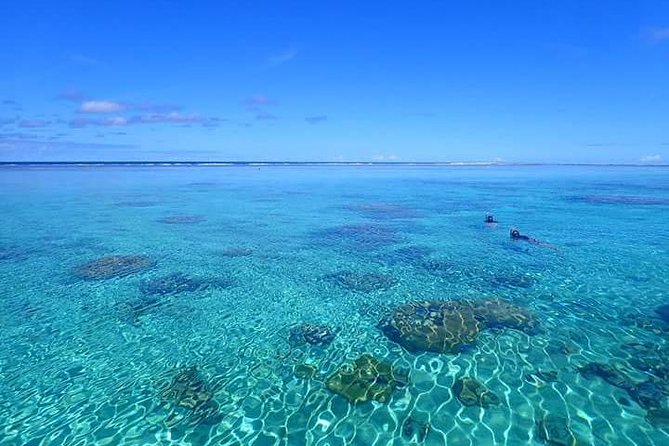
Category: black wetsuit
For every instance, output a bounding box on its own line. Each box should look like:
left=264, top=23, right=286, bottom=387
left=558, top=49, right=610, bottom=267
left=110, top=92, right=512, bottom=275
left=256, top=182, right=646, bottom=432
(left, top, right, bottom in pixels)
left=510, top=228, right=557, bottom=250
left=510, top=229, right=530, bottom=241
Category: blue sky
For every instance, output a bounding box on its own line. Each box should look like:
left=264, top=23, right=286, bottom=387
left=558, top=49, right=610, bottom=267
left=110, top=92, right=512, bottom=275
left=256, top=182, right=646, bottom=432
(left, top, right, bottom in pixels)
left=1, top=1, right=668, bottom=163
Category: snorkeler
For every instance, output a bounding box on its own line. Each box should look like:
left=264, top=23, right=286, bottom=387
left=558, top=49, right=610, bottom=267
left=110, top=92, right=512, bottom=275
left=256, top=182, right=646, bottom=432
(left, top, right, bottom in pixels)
left=510, top=227, right=558, bottom=250
left=485, top=214, right=497, bottom=224
left=510, top=228, right=529, bottom=241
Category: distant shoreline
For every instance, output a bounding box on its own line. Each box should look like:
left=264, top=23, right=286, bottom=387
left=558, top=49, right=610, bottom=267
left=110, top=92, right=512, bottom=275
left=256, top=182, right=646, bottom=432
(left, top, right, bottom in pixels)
left=0, top=161, right=667, bottom=168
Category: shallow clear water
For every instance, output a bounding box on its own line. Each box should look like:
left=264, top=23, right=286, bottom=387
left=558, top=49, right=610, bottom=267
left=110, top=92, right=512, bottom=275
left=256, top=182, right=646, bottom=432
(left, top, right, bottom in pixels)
left=1, top=165, right=668, bottom=446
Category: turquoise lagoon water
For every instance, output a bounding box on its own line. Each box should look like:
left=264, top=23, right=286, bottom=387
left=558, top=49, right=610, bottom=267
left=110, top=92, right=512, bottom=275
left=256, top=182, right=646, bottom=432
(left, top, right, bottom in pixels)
left=1, top=165, right=668, bottom=446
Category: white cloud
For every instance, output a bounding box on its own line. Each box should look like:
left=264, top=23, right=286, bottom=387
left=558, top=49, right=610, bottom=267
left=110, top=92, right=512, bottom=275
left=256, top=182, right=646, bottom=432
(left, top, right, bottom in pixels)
left=648, top=27, right=669, bottom=42
left=243, top=95, right=277, bottom=107
left=372, top=154, right=400, bottom=161
left=305, top=115, right=327, bottom=124
left=79, top=100, right=128, bottom=113
left=255, top=112, right=278, bottom=121
left=133, top=112, right=203, bottom=124
left=58, top=88, right=87, bottom=102
left=18, top=119, right=50, bottom=128
left=268, top=47, right=298, bottom=66
left=68, top=53, right=101, bottom=66
left=101, top=116, right=129, bottom=126
left=640, top=154, right=662, bottom=163
left=69, top=112, right=210, bottom=128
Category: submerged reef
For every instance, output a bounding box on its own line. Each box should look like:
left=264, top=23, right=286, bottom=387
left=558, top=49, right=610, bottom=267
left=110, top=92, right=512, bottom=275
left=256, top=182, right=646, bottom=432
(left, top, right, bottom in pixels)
left=379, top=299, right=539, bottom=354
left=578, top=361, right=669, bottom=410
left=633, top=382, right=667, bottom=410
left=156, top=366, right=223, bottom=428
left=74, top=255, right=154, bottom=280
left=0, top=245, right=29, bottom=262
left=647, top=408, right=669, bottom=428
left=524, top=369, right=559, bottom=387
left=289, top=323, right=336, bottom=346
left=294, top=363, right=318, bottom=380
left=625, top=342, right=669, bottom=379
left=325, top=270, right=397, bottom=292
left=113, top=200, right=156, bottom=208
left=219, top=247, right=253, bottom=257
left=621, top=312, right=669, bottom=335
left=345, top=202, right=419, bottom=220
left=654, top=303, right=669, bottom=324
left=577, top=362, right=638, bottom=391
left=158, top=215, right=207, bottom=224
left=401, top=416, right=431, bottom=443
left=418, top=258, right=458, bottom=274
left=487, top=272, right=537, bottom=289
left=140, top=273, right=231, bottom=296
left=160, top=366, right=213, bottom=410
left=318, top=223, right=401, bottom=250
left=118, top=273, right=233, bottom=323
left=186, top=181, right=220, bottom=188
left=452, top=377, right=501, bottom=407
left=388, top=245, right=435, bottom=264
left=535, top=414, right=578, bottom=446
left=116, top=295, right=163, bottom=325
left=326, top=354, right=408, bottom=405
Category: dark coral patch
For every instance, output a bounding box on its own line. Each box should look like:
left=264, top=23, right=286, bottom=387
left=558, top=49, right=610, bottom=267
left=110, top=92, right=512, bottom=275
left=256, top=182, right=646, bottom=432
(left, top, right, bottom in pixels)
left=535, top=414, right=578, bottom=446
left=577, top=362, right=637, bottom=391
left=139, top=273, right=230, bottom=296
left=524, top=370, right=559, bottom=387
left=160, top=366, right=213, bottom=410
left=186, top=181, right=219, bottom=188
left=401, top=416, right=431, bottom=443
left=626, top=343, right=669, bottom=379
left=114, top=201, right=156, bottom=208
left=390, top=245, right=435, bottom=263
left=647, top=408, right=669, bottom=428
left=294, top=363, right=318, bottom=380
left=631, top=381, right=666, bottom=410
left=289, top=323, right=336, bottom=346
left=345, top=202, right=420, bottom=220
left=326, top=354, right=408, bottom=405
left=654, top=303, right=669, bottom=324
left=318, top=223, right=401, bottom=250
left=116, top=295, right=163, bottom=325
left=417, top=258, right=464, bottom=277
left=156, top=366, right=223, bottom=427
left=621, top=311, right=669, bottom=338
left=325, top=271, right=397, bottom=292
left=74, top=255, right=154, bottom=280
left=219, top=247, right=253, bottom=257
left=380, top=300, right=479, bottom=354
left=453, top=377, right=501, bottom=407
left=488, top=272, right=536, bottom=289
left=473, top=299, right=540, bottom=332
left=577, top=361, right=668, bottom=410
left=159, top=215, right=207, bottom=224
left=0, top=245, right=30, bottom=262
left=379, top=299, right=538, bottom=354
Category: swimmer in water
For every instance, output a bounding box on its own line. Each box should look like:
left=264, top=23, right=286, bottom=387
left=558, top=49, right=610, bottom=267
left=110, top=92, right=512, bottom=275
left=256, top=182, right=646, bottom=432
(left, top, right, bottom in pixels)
left=485, top=214, right=497, bottom=224
left=510, top=227, right=558, bottom=250
left=510, top=228, right=529, bottom=241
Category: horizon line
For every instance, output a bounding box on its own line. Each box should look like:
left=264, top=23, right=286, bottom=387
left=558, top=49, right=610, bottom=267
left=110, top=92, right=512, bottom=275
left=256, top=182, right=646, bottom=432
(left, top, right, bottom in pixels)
left=0, top=161, right=667, bottom=168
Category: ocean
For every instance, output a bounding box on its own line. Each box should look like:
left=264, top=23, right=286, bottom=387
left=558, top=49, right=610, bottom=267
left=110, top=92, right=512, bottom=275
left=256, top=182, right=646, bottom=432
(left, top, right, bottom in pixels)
left=1, top=165, right=668, bottom=446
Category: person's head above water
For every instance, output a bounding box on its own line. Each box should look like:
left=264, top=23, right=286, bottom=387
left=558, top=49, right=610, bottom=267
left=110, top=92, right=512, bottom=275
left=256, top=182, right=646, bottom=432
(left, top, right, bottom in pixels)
left=485, top=214, right=495, bottom=223
left=510, top=228, right=521, bottom=239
